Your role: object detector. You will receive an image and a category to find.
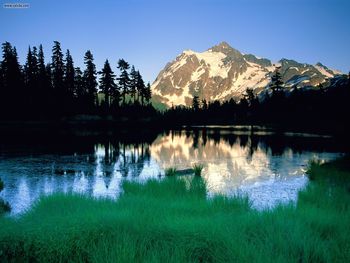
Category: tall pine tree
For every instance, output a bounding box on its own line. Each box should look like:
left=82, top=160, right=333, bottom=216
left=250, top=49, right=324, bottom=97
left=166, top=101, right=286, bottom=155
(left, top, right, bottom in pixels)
left=99, top=59, right=115, bottom=109
left=24, top=46, right=34, bottom=91
left=192, top=95, right=199, bottom=111
left=24, top=46, right=40, bottom=113
left=117, top=59, right=130, bottom=105
left=51, top=41, right=65, bottom=115
left=83, top=50, right=98, bottom=111
left=64, top=49, right=75, bottom=102
left=144, top=82, right=152, bottom=105
left=270, top=66, right=284, bottom=95
left=51, top=41, right=64, bottom=93
left=129, top=65, right=137, bottom=103
left=135, top=70, right=145, bottom=105
left=74, top=67, right=84, bottom=99
left=1, top=42, right=24, bottom=118
left=37, top=45, right=47, bottom=93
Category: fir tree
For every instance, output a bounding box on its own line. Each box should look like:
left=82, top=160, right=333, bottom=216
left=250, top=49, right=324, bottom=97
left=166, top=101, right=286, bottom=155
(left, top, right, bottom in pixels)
left=202, top=99, right=208, bottom=110
left=144, top=82, right=152, bottom=105
left=99, top=59, right=115, bottom=109
left=64, top=49, right=75, bottom=99
left=270, top=66, right=284, bottom=95
left=135, top=71, right=145, bottom=105
left=45, top=63, right=53, bottom=91
left=24, top=46, right=34, bottom=90
left=24, top=46, right=40, bottom=113
left=1, top=42, right=24, bottom=117
left=192, top=95, right=199, bottom=111
left=83, top=50, right=98, bottom=110
left=129, top=65, right=137, bottom=103
left=117, top=59, right=130, bottom=105
left=111, top=81, right=121, bottom=108
left=37, top=44, right=47, bottom=93
left=74, top=67, right=84, bottom=99
left=51, top=41, right=65, bottom=93
left=244, top=88, right=258, bottom=107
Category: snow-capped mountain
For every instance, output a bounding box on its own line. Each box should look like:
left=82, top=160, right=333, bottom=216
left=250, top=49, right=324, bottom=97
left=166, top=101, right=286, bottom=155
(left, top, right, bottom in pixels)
left=151, top=42, right=341, bottom=107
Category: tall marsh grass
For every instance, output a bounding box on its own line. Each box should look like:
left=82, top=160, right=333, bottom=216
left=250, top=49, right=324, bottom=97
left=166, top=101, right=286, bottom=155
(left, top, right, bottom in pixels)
left=0, top=157, right=350, bottom=262
left=192, top=164, right=204, bottom=176
left=164, top=167, right=177, bottom=176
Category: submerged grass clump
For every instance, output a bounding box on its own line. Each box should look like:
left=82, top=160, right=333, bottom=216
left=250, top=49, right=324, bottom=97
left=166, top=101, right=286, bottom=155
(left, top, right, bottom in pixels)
left=165, top=167, right=177, bottom=176
left=0, top=157, right=350, bottom=262
left=192, top=163, right=204, bottom=176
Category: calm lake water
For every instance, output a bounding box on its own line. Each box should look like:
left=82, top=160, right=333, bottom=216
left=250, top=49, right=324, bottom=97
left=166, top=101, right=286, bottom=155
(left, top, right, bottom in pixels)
left=0, top=127, right=344, bottom=215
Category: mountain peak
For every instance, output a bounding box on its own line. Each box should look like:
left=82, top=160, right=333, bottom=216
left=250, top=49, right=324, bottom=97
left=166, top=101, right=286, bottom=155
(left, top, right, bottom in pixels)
left=208, top=41, right=244, bottom=63
left=152, top=43, right=339, bottom=107
left=209, top=41, right=234, bottom=52
left=316, top=62, right=326, bottom=68
left=217, top=41, right=232, bottom=49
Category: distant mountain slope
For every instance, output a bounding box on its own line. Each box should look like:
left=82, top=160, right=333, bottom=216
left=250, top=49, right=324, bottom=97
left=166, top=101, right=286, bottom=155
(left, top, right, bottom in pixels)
left=152, top=42, right=341, bottom=107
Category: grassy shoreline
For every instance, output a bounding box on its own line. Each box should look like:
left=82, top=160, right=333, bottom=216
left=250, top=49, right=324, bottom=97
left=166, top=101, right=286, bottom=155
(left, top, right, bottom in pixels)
left=1, top=158, right=350, bottom=262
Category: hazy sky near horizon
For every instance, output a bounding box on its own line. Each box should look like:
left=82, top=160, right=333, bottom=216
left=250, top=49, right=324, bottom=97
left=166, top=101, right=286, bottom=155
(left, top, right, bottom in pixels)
left=1, top=0, right=349, bottom=83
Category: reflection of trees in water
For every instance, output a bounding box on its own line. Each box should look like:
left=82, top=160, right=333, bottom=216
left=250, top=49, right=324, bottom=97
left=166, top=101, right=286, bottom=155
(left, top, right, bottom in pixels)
left=96, top=140, right=151, bottom=179
left=78, top=130, right=343, bottom=183
left=167, top=129, right=340, bottom=165
left=192, top=129, right=199, bottom=149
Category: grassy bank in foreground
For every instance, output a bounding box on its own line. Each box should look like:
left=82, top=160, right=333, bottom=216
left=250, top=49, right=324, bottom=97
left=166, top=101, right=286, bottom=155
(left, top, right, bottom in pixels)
left=1, top=158, right=350, bottom=262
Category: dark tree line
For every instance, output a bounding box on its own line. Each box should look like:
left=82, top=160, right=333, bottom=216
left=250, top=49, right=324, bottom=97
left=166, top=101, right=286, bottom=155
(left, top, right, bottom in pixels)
left=164, top=67, right=350, bottom=133
left=0, top=41, right=152, bottom=120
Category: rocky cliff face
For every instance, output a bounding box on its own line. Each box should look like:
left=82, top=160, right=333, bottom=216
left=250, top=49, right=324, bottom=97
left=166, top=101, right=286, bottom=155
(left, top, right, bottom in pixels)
left=152, top=42, right=341, bottom=107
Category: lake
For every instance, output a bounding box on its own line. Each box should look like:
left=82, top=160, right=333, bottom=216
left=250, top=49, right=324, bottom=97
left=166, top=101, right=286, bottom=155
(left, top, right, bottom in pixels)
left=0, top=127, right=344, bottom=215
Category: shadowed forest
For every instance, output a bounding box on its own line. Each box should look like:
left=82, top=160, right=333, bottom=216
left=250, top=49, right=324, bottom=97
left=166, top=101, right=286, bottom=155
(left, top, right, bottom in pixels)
left=0, top=41, right=154, bottom=121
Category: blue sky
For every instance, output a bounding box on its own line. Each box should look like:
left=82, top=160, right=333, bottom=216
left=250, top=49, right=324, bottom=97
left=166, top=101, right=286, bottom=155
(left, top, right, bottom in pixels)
left=0, top=0, right=349, bottom=83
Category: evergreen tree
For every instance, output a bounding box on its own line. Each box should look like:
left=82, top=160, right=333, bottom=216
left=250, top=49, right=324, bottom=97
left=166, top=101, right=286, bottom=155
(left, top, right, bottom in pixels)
left=270, top=66, right=284, bottom=95
left=83, top=50, right=98, bottom=110
left=37, top=45, right=47, bottom=93
left=99, top=59, right=115, bottom=109
left=74, top=67, right=84, bottom=99
left=144, top=82, right=152, bottom=105
left=111, top=81, right=121, bottom=108
left=267, top=66, right=286, bottom=121
left=24, top=46, right=40, bottom=114
left=135, top=71, right=145, bottom=105
left=32, top=47, right=39, bottom=91
left=192, top=95, right=200, bottom=111
left=244, top=88, right=258, bottom=107
left=202, top=99, right=208, bottom=110
left=51, top=41, right=65, bottom=94
left=64, top=49, right=75, bottom=99
left=0, top=42, right=24, bottom=117
left=129, top=65, right=137, bottom=103
left=45, top=63, right=53, bottom=91
left=117, top=59, right=130, bottom=105
left=1, top=42, right=23, bottom=90
left=24, top=46, right=34, bottom=90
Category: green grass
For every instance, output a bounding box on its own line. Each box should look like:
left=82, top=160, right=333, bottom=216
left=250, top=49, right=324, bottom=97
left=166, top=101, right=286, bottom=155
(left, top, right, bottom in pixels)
left=0, top=157, right=350, bottom=262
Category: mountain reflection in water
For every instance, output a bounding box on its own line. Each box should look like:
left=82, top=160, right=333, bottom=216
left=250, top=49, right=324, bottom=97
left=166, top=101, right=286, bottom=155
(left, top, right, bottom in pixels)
left=0, top=129, right=343, bottom=214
